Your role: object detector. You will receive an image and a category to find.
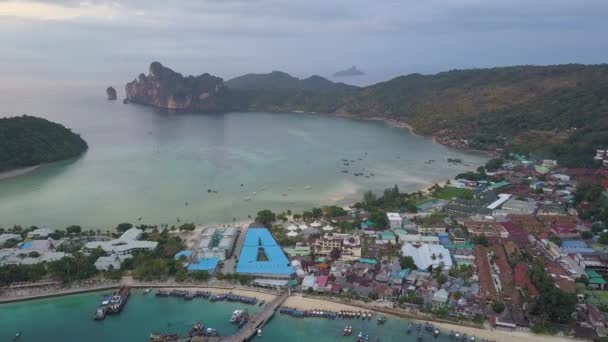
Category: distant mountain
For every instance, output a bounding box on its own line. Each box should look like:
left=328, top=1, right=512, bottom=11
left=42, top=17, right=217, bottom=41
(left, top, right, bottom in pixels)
left=0, top=116, right=88, bottom=172
left=333, top=66, right=364, bottom=77
left=225, top=71, right=356, bottom=92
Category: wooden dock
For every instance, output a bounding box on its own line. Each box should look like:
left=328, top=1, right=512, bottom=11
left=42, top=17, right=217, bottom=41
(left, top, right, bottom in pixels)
left=222, top=291, right=289, bottom=342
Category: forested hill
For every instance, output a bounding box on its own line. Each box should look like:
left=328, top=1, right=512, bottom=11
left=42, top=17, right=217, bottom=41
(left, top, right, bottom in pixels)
left=0, top=116, right=88, bottom=172
left=225, top=71, right=356, bottom=92
left=338, top=64, right=608, bottom=166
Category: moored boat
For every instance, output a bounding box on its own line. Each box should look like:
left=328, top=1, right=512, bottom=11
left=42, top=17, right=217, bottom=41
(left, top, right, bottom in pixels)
left=149, top=333, right=179, bottom=342
left=230, top=310, right=245, bottom=323
left=108, top=286, right=130, bottom=314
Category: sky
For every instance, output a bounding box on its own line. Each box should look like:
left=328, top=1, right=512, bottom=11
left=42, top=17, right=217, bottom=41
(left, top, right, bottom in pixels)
left=0, top=0, right=607, bottom=85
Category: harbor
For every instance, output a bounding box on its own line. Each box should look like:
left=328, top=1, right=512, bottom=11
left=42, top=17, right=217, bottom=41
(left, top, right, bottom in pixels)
left=0, top=287, right=575, bottom=342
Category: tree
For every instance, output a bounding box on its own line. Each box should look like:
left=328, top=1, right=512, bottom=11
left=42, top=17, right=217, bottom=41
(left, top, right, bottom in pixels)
left=581, top=231, right=593, bottom=239
left=599, top=232, right=608, bottom=245
left=311, top=208, right=323, bottom=219
left=174, top=267, right=188, bottom=282
left=363, top=191, right=377, bottom=206
left=399, top=256, right=417, bottom=270
left=116, top=223, right=133, bottom=233
left=492, top=301, right=506, bottom=314
left=178, top=223, right=196, bottom=231
left=485, top=158, right=504, bottom=172
left=548, top=234, right=561, bottom=246
left=472, top=234, right=489, bottom=247
left=370, top=211, right=388, bottom=230
left=255, top=210, right=276, bottom=227
left=190, top=271, right=210, bottom=282
left=65, top=225, right=82, bottom=235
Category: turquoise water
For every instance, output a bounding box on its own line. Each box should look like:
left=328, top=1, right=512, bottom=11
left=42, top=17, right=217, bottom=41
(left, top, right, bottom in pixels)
left=0, top=83, right=486, bottom=229
left=0, top=292, right=457, bottom=341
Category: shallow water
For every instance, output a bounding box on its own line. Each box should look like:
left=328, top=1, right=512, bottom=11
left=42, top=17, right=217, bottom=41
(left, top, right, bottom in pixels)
left=0, top=291, right=458, bottom=342
left=0, top=83, right=486, bottom=229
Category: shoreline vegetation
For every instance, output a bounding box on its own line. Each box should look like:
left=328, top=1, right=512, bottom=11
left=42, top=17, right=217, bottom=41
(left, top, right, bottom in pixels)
left=0, top=284, right=576, bottom=342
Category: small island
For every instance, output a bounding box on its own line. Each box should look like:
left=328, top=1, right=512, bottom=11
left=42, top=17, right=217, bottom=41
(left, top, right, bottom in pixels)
left=333, top=66, right=364, bottom=77
left=0, top=115, right=88, bottom=177
left=106, top=86, right=117, bottom=100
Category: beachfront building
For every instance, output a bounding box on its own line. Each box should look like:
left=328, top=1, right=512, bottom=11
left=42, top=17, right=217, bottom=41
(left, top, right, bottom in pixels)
left=83, top=228, right=158, bottom=256
left=313, top=233, right=361, bottom=261
left=401, top=243, right=453, bottom=270
left=386, top=212, right=402, bottom=229
left=0, top=234, right=21, bottom=246
left=196, top=227, right=239, bottom=261
left=27, top=227, right=54, bottom=239
left=94, top=255, right=130, bottom=271
left=236, top=227, right=294, bottom=281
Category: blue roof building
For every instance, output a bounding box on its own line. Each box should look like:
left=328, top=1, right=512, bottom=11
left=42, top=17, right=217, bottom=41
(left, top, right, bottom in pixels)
left=187, top=257, right=219, bottom=272
left=561, top=240, right=595, bottom=254
left=437, top=232, right=450, bottom=245
left=236, top=228, right=294, bottom=279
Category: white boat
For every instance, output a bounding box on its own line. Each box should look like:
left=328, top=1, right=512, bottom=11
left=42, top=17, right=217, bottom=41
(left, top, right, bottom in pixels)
left=144, top=288, right=151, bottom=294
left=304, top=186, right=312, bottom=189
left=244, top=197, right=252, bottom=201
left=230, top=310, right=244, bottom=323
left=257, top=329, right=262, bottom=337
left=287, top=187, right=294, bottom=191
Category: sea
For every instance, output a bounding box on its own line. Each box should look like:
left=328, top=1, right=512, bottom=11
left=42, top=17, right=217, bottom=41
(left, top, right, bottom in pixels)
left=0, top=81, right=486, bottom=229
left=0, top=291, right=460, bottom=342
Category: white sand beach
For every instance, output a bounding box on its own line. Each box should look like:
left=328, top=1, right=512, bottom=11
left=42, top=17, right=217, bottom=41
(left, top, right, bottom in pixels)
left=0, top=165, right=39, bottom=181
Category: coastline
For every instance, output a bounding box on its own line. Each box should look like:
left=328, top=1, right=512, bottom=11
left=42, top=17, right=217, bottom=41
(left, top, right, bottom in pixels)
left=1, top=285, right=576, bottom=342
left=0, top=165, right=40, bottom=181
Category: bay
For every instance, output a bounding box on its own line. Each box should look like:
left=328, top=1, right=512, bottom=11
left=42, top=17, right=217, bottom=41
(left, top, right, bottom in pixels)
left=0, top=83, right=486, bottom=229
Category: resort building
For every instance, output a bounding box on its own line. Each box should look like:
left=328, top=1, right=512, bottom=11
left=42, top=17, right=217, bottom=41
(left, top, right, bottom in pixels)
left=83, top=228, right=158, bottom=256
left=401, top=243, right=453, bottom=270
left=236, top=227, right=294, bottom=280
left=196, top=227, right=239, bottom=261
left=313, top=233, right=361, bottom=261
left=27, top=228, right=54, bottom=239
left=463, top=221, right=509, bottom=238
left=386, top=212, right=402, bottom=229
left=0, top=234, right=21, bottom=246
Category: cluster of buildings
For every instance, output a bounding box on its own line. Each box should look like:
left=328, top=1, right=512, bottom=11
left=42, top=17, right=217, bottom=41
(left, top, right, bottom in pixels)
left=0, top=228, right=69, bottom=266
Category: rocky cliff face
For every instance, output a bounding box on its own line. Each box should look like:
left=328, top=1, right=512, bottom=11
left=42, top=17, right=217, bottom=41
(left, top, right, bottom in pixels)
left=125, top=62, right=229, bottom=111
left=106, top=86, right=117, bottom=100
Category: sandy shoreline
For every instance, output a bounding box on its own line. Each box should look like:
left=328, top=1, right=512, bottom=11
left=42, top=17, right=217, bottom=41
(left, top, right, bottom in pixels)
left=282, top=296, right=577, bottom=342
left=0, top=165, right=40, bottom=181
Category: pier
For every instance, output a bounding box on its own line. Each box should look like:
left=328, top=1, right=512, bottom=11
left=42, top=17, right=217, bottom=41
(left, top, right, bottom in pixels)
left=222, top=291, right=289, bottom=342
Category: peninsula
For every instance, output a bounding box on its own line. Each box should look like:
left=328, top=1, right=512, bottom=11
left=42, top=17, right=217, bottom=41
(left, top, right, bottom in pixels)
left=333, top=66, right=364, bottom=77
left=0, top=116, right=88, bottom=175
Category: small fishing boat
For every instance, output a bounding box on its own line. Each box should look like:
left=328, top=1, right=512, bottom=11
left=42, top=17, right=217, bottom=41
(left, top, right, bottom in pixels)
left=406, top=324, right=412, bottom=334
left=424, top=322, right=434, bottom=332
left=376, top=316, right=387, bottom=325
left=258, top=300, right=265, bottom=307
left=144, top=288, right=151, bottom=294
left=257, top=329, right=262, bottom=337
left=12, top=332, right=21, bottom=341
left=434, top=329, right=440, bottom=338
left=304, top=186, right=312, bottom=189
left=418, top=334, right=424, bottom=341
left=449, top=331, right=455, bottom=339
left=230, top=310, right=245, bottom=323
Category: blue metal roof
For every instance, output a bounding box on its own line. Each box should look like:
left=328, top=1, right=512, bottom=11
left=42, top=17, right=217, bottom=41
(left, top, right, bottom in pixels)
left=174, top=250, right=193, bottom=259
left=187, top=257, right=219, bottom=272
left=20, top=242, right=33, bottom=249
left=236, top=228, right=294, bottom=276
left=561, top=240, right=587, bottom=248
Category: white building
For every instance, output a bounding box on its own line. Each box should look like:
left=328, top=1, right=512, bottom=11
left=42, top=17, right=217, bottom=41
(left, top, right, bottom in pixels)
left=0, top=234, right=21, bottom=245
left=395, top=233, right=440, bottom=247
left=27, top=228, right=54, bottom=239
left=401, top=243, right=453, bottom=270
left=313, top=233, right=361, bottom=260
left=84, top=228, right=158, bottom=256
left=387, top=213, right=402, bottom=230
left=196, top=227, right=240, bottom=260
left=94, top=255, right=129, bottom=271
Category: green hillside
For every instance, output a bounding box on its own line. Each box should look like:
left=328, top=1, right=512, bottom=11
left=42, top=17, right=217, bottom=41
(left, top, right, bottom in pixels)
left=0, top=116, right=88, bottom=172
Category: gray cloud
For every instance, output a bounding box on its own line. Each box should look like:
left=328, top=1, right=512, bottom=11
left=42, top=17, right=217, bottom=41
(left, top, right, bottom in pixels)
left=0, top=0, right=606, bottom=85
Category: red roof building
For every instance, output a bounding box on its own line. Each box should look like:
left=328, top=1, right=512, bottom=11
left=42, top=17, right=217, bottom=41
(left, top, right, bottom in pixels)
left=514, top=263, right=540, bottom=297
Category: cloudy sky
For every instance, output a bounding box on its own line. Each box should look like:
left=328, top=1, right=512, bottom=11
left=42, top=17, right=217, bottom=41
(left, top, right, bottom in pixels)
left=1, top=0, right=607, bottom=85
